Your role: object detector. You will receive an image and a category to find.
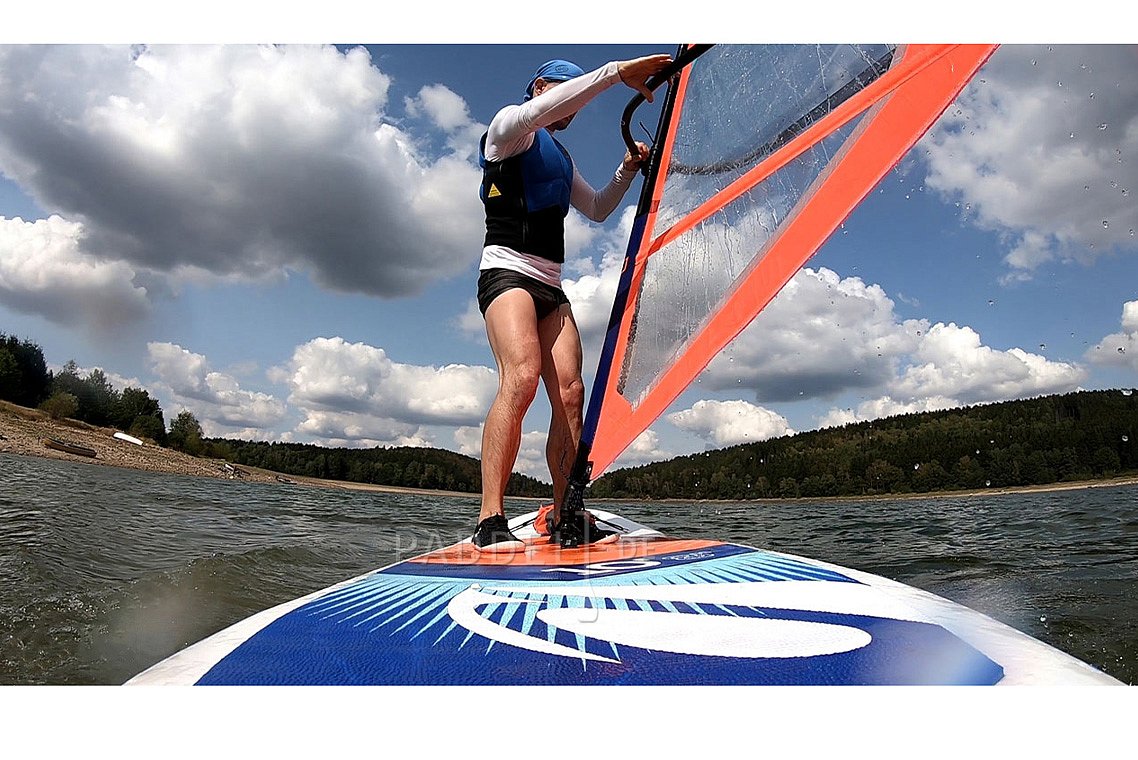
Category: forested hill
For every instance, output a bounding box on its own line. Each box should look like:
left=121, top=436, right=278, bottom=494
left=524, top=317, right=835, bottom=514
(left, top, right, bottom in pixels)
left=205, top=438, right=551, bottom=498
left=589, top=389, right=1138, bottom=500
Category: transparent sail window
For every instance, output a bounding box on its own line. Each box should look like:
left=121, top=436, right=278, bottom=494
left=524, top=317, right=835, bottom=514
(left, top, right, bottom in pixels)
left=618, top=118, right=862, bottom=407
left=655, top=44, right=895, bottom=231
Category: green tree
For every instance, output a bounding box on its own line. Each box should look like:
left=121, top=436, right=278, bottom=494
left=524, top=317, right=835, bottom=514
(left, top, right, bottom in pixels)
left=115, top=386, right=166, bottom=442
left=0, top=333, right=52, bottom=407
left=130, top=414, right=166, bottom=443
left=911, top=460, right=950, bottom=492
left=39, top=391, right=79, bottom=420
left=865, top=458, right=904, bottom=494
left=952, top=455, right=987, bottom=490
left=168, top=410, right=205, bottom=455
left=0, top=349, right=19, bottom=401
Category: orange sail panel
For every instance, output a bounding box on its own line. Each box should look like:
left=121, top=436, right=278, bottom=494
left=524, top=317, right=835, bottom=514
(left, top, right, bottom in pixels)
left=586, top=44, right=997, bottom=478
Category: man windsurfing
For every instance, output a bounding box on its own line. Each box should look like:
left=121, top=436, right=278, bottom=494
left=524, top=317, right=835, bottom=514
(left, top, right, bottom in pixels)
left=472, top=53, right=672, bottom=551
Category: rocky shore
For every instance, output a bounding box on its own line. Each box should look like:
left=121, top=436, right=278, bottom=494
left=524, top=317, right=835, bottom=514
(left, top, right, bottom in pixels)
left=0, top=400, right=480, bottom=498
left=0, top=400, right=286, bottom=483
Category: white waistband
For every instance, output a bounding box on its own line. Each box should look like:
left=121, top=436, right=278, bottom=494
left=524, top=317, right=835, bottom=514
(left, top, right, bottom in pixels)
left=479, top=246, right=562, bottom=289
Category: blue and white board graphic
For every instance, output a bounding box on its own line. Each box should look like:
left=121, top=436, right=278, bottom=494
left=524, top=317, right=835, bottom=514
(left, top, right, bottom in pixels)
left=126, top=510, right=1121, bottom=685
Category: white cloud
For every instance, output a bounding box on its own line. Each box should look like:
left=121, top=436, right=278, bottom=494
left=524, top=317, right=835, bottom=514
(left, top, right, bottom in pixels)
left=453, top=425, right=483, bottom=458
left=405, top=84, right=470, bottom=132
left=452, top=424, right=559, bottom=484
left=816, top=395, right=963, bottom=429
left=923, top=44, right=1138, bottom=280
left=704, top=267, right=923, bottom=402
left=455, top=297, right=487, bottom=343
left=610, top=428, right=674, bottom=470
left=1086, top=299, right=1138, bottom=371
left=813, top=320, right=1086, bottom=429
left=146, top=341, right=287, bottom=432
left=404, top=83, right=485, bottom=160
left=514, top=430, right=552, bottom=484
left=275, top=336, right=498, bottom=446
left=293, top=410, right=423, bottom=448
left=689, top=267, right=1086, bottom=415
left=561, top=207, right=638, bottom=360
left=0, top=215, right=150, bottom=328
left=890, top=322, right=1086, bottom=403
left=667, top=399, right=794, bottom=447
left=0, top=44, right=484, bottom=306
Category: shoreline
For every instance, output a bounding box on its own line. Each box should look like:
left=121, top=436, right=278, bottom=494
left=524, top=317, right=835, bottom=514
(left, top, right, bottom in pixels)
left=612, top=475, right=1138, bottom=504
left=0, top=400, right=480, bottom=500
left=3, top=400, right=1136, bottom=502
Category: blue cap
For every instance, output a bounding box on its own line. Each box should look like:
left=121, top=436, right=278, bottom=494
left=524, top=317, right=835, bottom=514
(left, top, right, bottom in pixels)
left=524, top=59, right=585, bottom=101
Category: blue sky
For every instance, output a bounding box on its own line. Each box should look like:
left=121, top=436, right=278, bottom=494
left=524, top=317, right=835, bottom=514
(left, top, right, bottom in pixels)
left=1, top=14, right=1136, bottom=481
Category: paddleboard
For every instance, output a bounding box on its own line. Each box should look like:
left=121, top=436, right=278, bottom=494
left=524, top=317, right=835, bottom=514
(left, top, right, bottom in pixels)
left=126, top=508, right=1122, bottom=685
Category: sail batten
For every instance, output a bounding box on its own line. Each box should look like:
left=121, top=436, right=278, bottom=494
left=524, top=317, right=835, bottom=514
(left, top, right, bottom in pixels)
left=579, top=43, right=998, bottom=482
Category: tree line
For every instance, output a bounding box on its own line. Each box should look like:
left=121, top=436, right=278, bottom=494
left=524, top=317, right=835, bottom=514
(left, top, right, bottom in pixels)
left=203, top=438, right=550, bottom=496
left=2, top=333, right=167, bottom=442
left=589, top=389, right=1138, bottom=500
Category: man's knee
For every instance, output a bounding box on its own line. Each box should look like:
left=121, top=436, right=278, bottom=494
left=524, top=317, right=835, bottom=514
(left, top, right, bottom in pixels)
left=501, top=361, right=542, bottom=405
left=560, top=376, right=585, bottom=415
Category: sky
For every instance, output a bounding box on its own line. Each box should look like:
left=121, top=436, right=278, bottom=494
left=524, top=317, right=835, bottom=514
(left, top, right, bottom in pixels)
left=1, top=10, right=1136, bottom=483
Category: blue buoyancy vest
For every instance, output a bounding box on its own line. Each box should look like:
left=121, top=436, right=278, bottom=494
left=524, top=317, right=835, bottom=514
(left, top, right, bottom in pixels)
left=479, top=128, right=573, bottom=264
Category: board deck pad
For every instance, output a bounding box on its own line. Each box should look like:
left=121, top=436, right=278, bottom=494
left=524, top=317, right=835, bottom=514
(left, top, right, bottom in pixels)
left=126, top=510, right=1123, bottom=686
left=196, top=539, right=1000, bottom=685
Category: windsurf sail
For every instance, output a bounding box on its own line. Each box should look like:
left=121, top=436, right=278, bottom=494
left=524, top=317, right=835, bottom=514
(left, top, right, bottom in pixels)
left=568, top=43, right=997, bottom=499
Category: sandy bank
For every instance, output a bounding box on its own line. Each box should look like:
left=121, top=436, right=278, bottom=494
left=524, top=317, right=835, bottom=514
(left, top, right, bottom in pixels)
left=0, top=401, right=480, bottom=499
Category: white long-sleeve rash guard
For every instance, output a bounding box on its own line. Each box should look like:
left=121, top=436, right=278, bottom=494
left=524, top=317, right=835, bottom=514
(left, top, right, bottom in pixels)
left=479, top=61, right=638, bottom=288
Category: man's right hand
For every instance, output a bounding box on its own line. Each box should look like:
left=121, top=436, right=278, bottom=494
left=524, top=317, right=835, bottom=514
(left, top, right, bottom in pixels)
left=617, top=54, right=673, bottom=102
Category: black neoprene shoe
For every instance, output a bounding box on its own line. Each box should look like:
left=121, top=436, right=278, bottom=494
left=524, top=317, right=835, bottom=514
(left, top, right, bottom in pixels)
left=550, top=509, right=619, bottom=549
left=471, top=514, right=525, bottom=553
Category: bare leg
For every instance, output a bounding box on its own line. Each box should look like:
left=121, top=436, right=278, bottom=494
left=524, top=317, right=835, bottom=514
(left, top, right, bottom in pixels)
left=538, top=303, right=585, bottom=512
left=479, top=289, right=542, bottom=523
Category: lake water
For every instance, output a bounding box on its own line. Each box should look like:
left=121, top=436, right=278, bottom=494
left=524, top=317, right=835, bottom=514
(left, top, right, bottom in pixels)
left=1, top=452, right=1135, bottom=685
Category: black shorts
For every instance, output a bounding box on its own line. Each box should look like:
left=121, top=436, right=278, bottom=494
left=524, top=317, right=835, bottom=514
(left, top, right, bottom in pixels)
left=477, top=268, right=569, bottom=321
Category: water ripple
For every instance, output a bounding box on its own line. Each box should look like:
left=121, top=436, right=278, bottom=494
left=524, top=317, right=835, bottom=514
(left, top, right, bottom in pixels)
left=1, top=453, right=1135, bottom=685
